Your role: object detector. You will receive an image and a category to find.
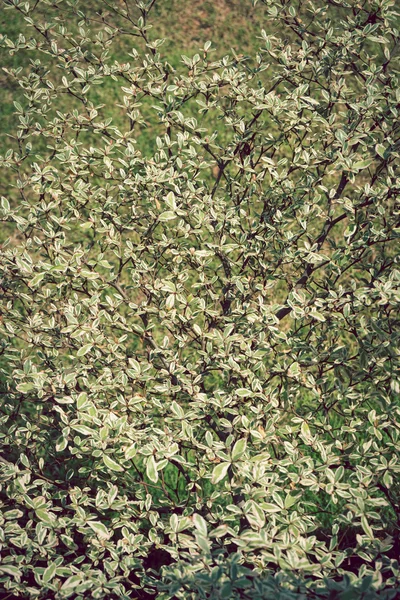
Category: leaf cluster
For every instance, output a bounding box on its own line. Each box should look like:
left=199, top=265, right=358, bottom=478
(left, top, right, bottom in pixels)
left=0, top=0, right=399, bottom=598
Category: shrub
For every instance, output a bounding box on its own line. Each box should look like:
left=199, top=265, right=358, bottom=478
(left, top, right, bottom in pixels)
left=0, top=0, right=399, bottom=598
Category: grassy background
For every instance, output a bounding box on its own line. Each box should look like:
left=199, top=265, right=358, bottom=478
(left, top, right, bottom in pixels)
left=0, top=0, right=267, bottom=160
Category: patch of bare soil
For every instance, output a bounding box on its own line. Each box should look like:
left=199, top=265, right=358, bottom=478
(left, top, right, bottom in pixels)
left=153, top=0, right=260, bottom=52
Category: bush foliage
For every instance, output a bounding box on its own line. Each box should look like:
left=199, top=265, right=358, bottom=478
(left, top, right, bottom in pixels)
left=0, top=0, right=399, bottom=598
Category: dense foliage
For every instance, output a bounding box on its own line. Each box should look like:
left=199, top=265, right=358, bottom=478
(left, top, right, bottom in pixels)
left=0, top=0, right=399, bottom=597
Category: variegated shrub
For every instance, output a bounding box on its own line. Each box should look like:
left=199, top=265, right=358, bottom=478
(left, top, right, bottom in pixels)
left=0, top=0, right=399, bottom=598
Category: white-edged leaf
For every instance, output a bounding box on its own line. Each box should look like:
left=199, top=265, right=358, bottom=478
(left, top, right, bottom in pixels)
left=128, top=358, right=140, bottom=373
left=71, top=425, right=94, bottom=436
left=165, top=294, right=175, bottom=309
left=16, top=383, right=34, bottom=393
left=288, top=362, right=300, bottom=377
left=77, top=344, right=92, bottom=357
left=0, top=565, right=22, bottom=577
left=165, top=191, right=176, bottom=210
left=35, top=509, right=56, bottom=525
left=236, top=388, right=252, bottom=397
left=361, top=515, right=374, bottom=538
left=76, top=392, right=88, bottom=410
left=159, top=211, right=176, bottom=221
left=353, top=159, right=373, bottom=171
left=55, top=436, right=68, bottom=452
left=146, top=455, right=158, bottom=483
left=311, top=310, right=325, bottom=322
left=231, top=438, right=247, bottom=461
left=88, top=521, right=110, bottom=539
left=300, top=421, right=311, bottom=441
left=29, top=273, right=45, bottom=287
left=103, top=455, right=124, bottom=472
left=171, top=401, right=184, bottom=419
left=61, top=575, right=82, bottom=591
left=375, top=143, right=386, bottom=158
left=1, top=196, right=10, bottom=212
left=211, top=461, right=230, bottom=484
left=125, top=443, right=137, bottom=460
left=193, top=513, right=208, bottom=537
left=43, top=562, right=57, bottom=583
left=260, top=502, right=281, bottom=513
left=285, top=494, right=301, bottom=509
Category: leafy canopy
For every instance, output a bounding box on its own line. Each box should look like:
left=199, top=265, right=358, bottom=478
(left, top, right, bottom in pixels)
left=0, top=0, right=399, bottom=598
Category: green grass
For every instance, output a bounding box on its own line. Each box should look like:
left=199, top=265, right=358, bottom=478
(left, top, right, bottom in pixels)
left=0, top=0, right=270, bottom=177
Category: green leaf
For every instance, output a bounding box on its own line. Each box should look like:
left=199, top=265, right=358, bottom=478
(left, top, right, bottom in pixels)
left=285, top=494, right=300, bottom=509
left=231, top=438, right=247, bottom=461
left=0, top=565, right=22, bottom=578
left=193, top=513, right=208, bottom=537
left=353, top=159, right=373, bottom=171
left=125, top=443, right=137, bottom=460
left=220, top=582, right=232, bottom=598
left=260, top=503, right=281, bottom=513
left=159, top=211, right=176, bottom=221
left=361, top=515, right=374, bottom=539
left=165, top=191, right=176, bottom=210
left=71, top=425, right=95, bottom=436
left=103, top=455, right=124, bottom=472
left=165, top=294, right=175, bottom=309
left=88, top=521, right=110, bottom=539
left=288, top=362, right=300, bottom=377
left=61, top=575, right=82, bottom=592
left=16, top=382, right=34, bottom=393
left=76, top=392, right=88, bottom=410
left=55, top=436, right=68, bottom=452
left=236, top=388, right=253, bottom=397
left=146, top=455, right=158, bottom=483
left=29, top=273, right=45, bottom=287
left=43, top=562, right=57, bottom=584
left=211, top=461, right=230, bottom=484
left=375, top=143, right=386, bottom=158
left=77, top=344, right=92, bottom=357
left=311, top=310, right=325, bottom=322
left=1, top=196, right=10, bottom=212
left=300, top=421, right=311, bottom=441
left=35, top=509, right=56, bottom=525
left=171, top=400, right=184, bottom=418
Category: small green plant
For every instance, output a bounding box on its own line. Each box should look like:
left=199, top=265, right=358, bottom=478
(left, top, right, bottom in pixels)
left=0, top=0, right=399, bottom=598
